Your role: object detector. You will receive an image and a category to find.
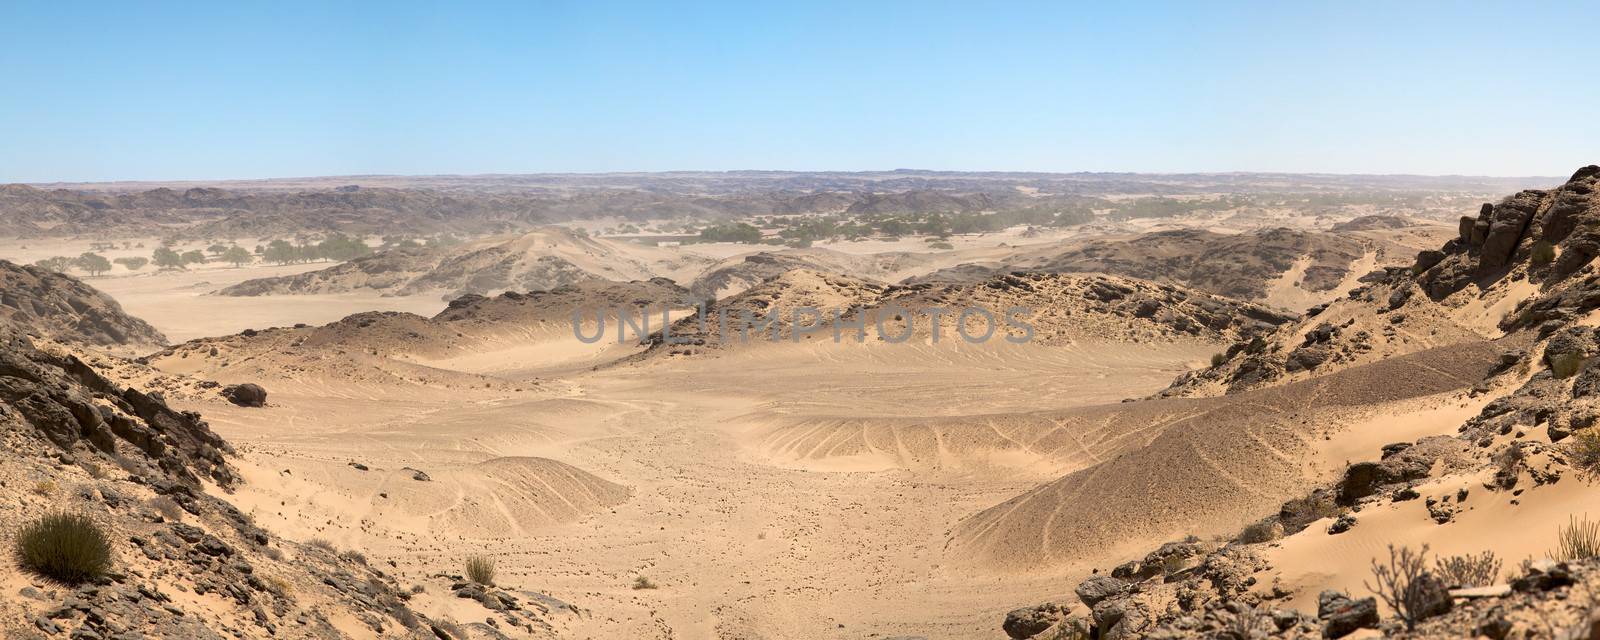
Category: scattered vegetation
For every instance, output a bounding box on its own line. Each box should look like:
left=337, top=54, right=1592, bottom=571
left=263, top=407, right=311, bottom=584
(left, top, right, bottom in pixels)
left=15, top=512, right=113, bottom=584
left=339, top=549, right=368, bottom=565
left=32, top=479, right=57, bottom=496
left=1210, top=352, right=1227, bottom=368
left=1433, top=550, right=1502, bottom=587
left=1549, top=515, right=1600, bottom=562
left=632, top=575, right=658, bottom=590
left=465, top=554, right=496, bottom=586
left=1365, top=544, right=1448, bottom=630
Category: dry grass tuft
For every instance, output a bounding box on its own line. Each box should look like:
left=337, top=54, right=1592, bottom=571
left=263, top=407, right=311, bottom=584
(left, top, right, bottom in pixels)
left=16, top=512, right=113, bottom=584
left=465, top=555, right=496, bottom=586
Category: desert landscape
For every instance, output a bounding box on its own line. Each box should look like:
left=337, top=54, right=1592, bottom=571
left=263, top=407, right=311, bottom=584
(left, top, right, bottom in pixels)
left=4, top=3, right=1598, bottom=638
left=3, top=165, right=1600, bottom=640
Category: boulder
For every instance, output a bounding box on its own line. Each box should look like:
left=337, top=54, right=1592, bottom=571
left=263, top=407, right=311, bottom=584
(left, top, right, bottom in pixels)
left=221, top=383, right=268, bottom=408
left=1002, top=604, right=1062, bottom=639
left=1317, top=591, right=1378, bottom=639
left=1074, top=576, right=1127, bottom=607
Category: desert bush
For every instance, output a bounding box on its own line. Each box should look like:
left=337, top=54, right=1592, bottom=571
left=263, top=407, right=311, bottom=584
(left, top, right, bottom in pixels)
left=265, top=575, right=294, bottom=598
left=1278, top=492, right=1341, bottom=534
left=1532, top=240, right=1556, bottom=265
left=339, top=549, right=367, bottom=565
left=306, top=538, right=336, bottom=552
left=32, top=480, right=57, bottom=496
left=15, top=512, right=113, bottom=584
left=434, top=619, right=468, bottom=639
left=465, top=555, right=495, bottom=586
left=1569, top=429, right=1600, bottom=477
left=148, top=496, right=185, bottom=521
left=1210, top=352, right=1227, bottom=368
left=1236, top=519, right=1283, bottom=544
left=1549, top=515, right=1600, bottom=562
left=1365, top=544, right=1450, bottom=629
left=1551, top=351, right=1587, bottom=379
left=1434, top=550, right=1502, bottom=587
left=632, top=575, right=658, bottom=590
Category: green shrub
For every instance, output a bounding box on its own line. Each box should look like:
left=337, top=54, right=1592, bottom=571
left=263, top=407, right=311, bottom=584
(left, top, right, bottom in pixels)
left=465, top=555, right=495, bottom=586
left=1550, top=515, right=1600, bottom=561
left=1551, top=351, right=1587, bottom=378
left=1531, top=240, right=1556, bottom=265
left=16, top=512, right=113, bottom=583
left=1570, top=429, right=1600, bottom=477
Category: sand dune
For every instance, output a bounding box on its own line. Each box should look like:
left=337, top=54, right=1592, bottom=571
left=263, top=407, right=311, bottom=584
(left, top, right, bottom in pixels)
left=949, top=340, right=1502, bottom=573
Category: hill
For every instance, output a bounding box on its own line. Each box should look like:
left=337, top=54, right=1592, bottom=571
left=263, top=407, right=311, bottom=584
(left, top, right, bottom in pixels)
left=0, top=259, right=166, bottom=350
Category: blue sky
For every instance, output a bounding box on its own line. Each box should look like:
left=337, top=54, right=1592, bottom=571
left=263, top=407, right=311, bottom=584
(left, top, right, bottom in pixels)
left=1, top=1, right=1594, bottom=182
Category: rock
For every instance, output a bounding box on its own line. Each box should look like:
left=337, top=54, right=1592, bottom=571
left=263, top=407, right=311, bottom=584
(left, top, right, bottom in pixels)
left=221, top=383, right=268, bottom=408
left=1449, top=585, right=1511, bottom=599
left=1317, top=591, right=1377, bottom=638
left=1326, top=513, right=1357, bottom=534
left=1413, top=250, right=1446, bottom=273
left=1002, top=604, right=1062, bottom=639
left=1074, top=576, right=1127, bottom=607
left=1474, top=605, right=1513, bottom=640
left=1512, top=559, right=1575, bottom=592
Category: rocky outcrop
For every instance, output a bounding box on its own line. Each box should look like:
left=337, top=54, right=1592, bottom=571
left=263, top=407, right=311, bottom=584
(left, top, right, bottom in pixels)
left=0, top=259, right=166, bottom=349
left=0, top=327, right=234, bottom=488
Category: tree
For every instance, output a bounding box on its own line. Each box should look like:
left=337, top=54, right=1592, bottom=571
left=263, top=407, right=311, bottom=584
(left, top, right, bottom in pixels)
left=180, top=250, right=207, bottom=265
left=207, top=243, right=228, bottom=256
left=263, top=239, right=297, bottom=265
left=32, top=256, right=74, bottom=273
left=152, top=247, right=185, bottom=269
left=75, top=252, right=111, bottom=277
left=221, top=246, right=254, bottom=267
left=698, top=223, right=763, bottom=244
left=316, top=233, right=371, bottom=262
left=113, top=257, right=149, bottom=271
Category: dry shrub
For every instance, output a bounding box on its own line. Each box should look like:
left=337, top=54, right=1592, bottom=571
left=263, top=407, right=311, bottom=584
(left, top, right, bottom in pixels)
left=1365, top=544, right=1450, bottom=629
left=1236, top=519, right=1283, bottom=544
left=1550, top=515, right=1600, bottom=562
left=16, top=512, right=113, bottom=584
left=632, top=575, right=658, bottom=590
left=1569, top=429, right=1600, bottom=477
left=306, top=538, right=336, bottom=552
left=1434, top=550, right=1502, bottom=587
left=1278, top=492, right=1341, bottom=534
left=465, top=555, right=495, bottom=586
left=148, top=496, right=185, bottom=521
left=1211, top=352, right=1227, bottom=367
left=32, top=480, right=57, bottom=496
left=339, top=549, right=367, bottom=565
